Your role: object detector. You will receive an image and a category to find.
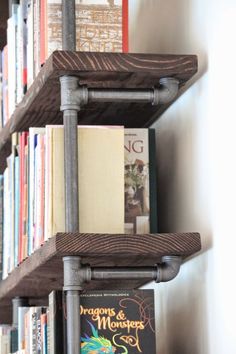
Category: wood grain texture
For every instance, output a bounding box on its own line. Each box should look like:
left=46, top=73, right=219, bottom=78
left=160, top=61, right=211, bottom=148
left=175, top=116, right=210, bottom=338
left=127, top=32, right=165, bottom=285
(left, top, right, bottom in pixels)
left=0, top=232, right=201, bottom=323
left=0, top=51, right=198, bottom=172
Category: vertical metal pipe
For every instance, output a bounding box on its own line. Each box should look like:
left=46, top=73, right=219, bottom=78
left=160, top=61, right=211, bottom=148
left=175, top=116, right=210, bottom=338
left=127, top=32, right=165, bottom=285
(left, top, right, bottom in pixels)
left=63, top=257, right=84, bottom=354
left=12, top=297, right=29, bottom=327
left=64, top=110, right=79, bottom=232
left=66, top=291, right=81, bottom=353
left=62, top=0, right=76, bottom=51
left=61, top=1, right=79, bottom=351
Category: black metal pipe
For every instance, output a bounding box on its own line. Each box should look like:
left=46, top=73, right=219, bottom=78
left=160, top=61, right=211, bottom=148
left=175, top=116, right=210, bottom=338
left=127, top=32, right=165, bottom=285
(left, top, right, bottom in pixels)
left=91, top=267, right=157, bottom=280
left=62, top=0, right=76, bottom=51
left=12, top=297, right=29, bottom=327
left=63, top=257, right=85, bottom=354
left=88, top=88, right=155, bottom=104
left=91, top=256, right=182, bottom=283
left=64, top=110, right=79, bottom=232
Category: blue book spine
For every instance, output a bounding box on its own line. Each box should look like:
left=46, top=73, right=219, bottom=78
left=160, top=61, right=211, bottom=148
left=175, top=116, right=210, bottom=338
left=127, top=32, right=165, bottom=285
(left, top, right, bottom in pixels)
left=14, top=156, right=20, bottom=267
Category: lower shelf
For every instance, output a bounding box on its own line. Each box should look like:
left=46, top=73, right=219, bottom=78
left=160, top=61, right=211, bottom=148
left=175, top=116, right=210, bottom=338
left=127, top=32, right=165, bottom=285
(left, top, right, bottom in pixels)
left=0, top=232, right=201, bottom=323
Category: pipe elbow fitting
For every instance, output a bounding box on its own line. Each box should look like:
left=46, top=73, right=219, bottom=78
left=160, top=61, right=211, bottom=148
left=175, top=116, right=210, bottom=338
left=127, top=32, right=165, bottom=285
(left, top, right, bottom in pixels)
left=153, top=77, right=179, bottom=105
left=156, top=255, right=182, bottom=283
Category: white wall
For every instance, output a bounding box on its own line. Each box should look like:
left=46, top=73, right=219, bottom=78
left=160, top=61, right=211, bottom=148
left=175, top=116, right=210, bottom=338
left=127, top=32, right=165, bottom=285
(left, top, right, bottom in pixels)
left=129, top=1, right=236, bottom=353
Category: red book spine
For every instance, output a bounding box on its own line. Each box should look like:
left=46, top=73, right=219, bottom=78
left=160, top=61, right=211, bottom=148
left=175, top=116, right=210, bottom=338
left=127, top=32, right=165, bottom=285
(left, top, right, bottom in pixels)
left=122, top=0, right=129, bottom=53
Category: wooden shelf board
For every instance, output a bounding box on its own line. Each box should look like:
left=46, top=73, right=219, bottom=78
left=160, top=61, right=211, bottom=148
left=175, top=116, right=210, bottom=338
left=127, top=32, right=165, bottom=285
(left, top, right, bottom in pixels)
left=0, top=232, right=201, bottom=323
left=0, top=51, right=198, bottom=172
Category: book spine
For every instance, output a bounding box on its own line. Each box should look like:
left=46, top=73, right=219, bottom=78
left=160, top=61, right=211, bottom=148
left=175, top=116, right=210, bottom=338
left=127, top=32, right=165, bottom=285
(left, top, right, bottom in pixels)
left=0, top=175, right=3, bottom=280
left=149, top=129, right=158, bottom=233
left=3, top=167, right=9, bottom=279
left=27, top=0, right=35, bottom=88
left=122, top=0, right=129, bottom=52
left=19, top=132, right=29, bottom=263
left=2, top=46, right=9, bottom=125
left=40, top=313, right=47, bottom=354
left=18, top=307, right=29, bottom=351
left=48, top=291, right=63, bottom=354
left=40, top=0, right=46, bottom=66
left=16, top=4, right=23, bottom=104
left=7, top=6, right=18, bottom=118
left=124, top=128, right=150, bottom=234
left=14, top=156, right=20, bottom=267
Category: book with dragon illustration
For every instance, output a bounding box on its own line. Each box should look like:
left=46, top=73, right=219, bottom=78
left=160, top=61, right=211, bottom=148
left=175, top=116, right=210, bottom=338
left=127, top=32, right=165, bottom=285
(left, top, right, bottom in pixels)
left=80, top=289, right=156, bottom=354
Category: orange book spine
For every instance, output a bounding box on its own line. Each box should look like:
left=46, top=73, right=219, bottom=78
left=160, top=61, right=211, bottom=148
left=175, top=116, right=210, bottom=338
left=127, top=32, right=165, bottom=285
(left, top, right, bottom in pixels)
left=19, top=132, right=28, bottom=263
left=122, top=0, right=129, bottom=52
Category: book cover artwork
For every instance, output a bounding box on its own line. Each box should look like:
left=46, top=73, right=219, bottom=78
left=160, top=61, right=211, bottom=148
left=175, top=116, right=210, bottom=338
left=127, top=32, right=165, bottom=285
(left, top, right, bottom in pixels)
left=47, top=0, right=123, bottom=55
left=80, top=290, right=156, bottom=354
left=124, top=129, right=150, bottom=234
left=76, top=0, right=123, bottom=52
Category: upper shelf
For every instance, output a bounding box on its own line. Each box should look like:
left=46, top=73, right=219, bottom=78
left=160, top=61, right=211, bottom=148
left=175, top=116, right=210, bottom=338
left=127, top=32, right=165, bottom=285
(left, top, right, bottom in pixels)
left=0, top=0, right=8, bottom=50
left=0, top=232, right=201, bottom=324
left=0, top=51, right=198, bottom=172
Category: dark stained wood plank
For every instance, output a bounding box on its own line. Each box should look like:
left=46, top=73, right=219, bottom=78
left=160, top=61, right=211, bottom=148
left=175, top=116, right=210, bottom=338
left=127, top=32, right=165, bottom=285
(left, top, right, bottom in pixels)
left=0, top=232, right=201, bottom=323
left=0, top=51, right=198, bottom=172
left=0, top=0, right=8, bottom=50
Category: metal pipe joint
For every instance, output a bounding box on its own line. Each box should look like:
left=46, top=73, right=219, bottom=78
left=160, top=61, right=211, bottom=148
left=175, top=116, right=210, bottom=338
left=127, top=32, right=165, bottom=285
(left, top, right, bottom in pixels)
left=60, top=76, right=88, bottom=111
left=60, top=77, right=179, bottom=110
left=63, top=256, right=91, bottom=291
left=63, top=255, right=182, bottom=289
left=156, top=255, right=182, bottom=283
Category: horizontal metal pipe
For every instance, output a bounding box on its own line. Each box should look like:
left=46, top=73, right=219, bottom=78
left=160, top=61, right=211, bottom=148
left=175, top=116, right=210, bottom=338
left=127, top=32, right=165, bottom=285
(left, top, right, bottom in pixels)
left=88, top=88, right=155, bottom=104
left=91, top=267, right=157, bottom=280
left=91, top=256, right=182, bottom=283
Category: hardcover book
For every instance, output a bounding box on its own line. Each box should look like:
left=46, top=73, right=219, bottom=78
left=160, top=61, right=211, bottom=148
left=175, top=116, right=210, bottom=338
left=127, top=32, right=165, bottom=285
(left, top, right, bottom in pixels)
left=80, top=290, right=156, bottom=354
left=44, top=125, right=124, bottom=239
left=40, top=0, right=128, bottom=69
left=124, top=129, right=157, bottom=234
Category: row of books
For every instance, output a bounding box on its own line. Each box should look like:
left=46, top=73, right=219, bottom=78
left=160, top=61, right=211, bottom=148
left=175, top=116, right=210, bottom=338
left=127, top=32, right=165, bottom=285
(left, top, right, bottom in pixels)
left=0, top=126, right=157, bottom=279
left=0, top=289, right=156, bottom=354
left=0, top=0, right=128, bottom=127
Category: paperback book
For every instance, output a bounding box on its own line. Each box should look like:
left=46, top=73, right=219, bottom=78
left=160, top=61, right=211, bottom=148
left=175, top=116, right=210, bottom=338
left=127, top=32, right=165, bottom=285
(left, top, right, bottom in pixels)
left=80, top=289, right=156, bottom=354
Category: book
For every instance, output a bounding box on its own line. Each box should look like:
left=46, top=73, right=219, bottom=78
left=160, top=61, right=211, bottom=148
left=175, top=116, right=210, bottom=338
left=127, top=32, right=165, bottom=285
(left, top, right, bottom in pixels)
left=14, top=155, right=19, bottom=267
left=124, top=128, right=157, bottom=234
left=0, top=175, right=3, bottom=280
left=19, top=132, right=29, bottom=263
left=7, top=4, right=19, bottom=118
left=18, top=307, right=29, bottom=351
left=80, top=290, right=156, bottom=354
left=3, top=166, right=10, bottom=279
left=28, top=128, right=46, bottom=255
left=0, top=51, right=2, bottom=129
left=0, top=325, right=11, bottom=354
left=49, top=289, right=156, bottom=354
left=44, top=125, right=124, bottom=239
left=40, top=313, right=48, bottom=354
left=32, top=132, right=45, bottom=251
left=48, top=290, right=64, bottom=354
left=2, top=46, right=9, bottom=125
left=40, top=0, right=128, bottom=69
